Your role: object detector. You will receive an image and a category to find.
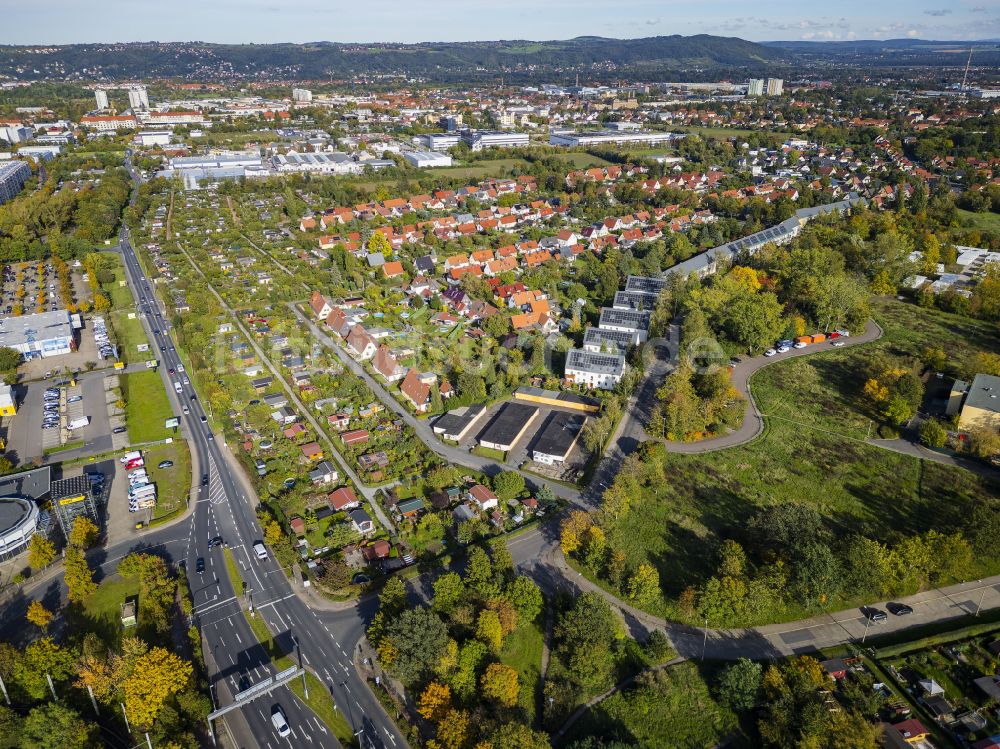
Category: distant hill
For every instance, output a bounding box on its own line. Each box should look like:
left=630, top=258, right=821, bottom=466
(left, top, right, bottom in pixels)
left=0, top=36, right=783, bottom=82
left=763, top=38, right=1000, bottom=67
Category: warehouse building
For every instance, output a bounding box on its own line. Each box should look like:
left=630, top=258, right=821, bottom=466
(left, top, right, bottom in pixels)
left=531, top=411, right=586, bottom=465
left=0, top=309, right=77, bottom=359
left=432, top=404, right=486, bottom=442
left=461, top=130, right=529, bottom=151
left=565, top=348, right=625, bottom=390
left=477, top=402, right=539, bottom=452
left=402, top=150, right=453, bottom=168
left=0, top=160, right=31, bottom=205
left=548, top=129, right=680, bottom=148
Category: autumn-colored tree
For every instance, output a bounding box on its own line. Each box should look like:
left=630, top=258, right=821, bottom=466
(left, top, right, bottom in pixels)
left=64, top=546, right=97, bottom=603
left=436, top=639, right=459, bottom=679
left=15, top=638, right=77, bottom=700
left=627, top=563, right=661, bottom=606
left=366, top=230, right=392, bottom=258
left=123, top=647, right=193, bottom=729
left=417, top=681, right=452, bottom=723
left=559, top=510, right=593, bottom=556
left=263, top=520, right=283, bottom=548
left=729, top=265, right=761, bottom=291
left=435, top=709, right=471, bottom=749
left=476, top=609, right=503, bottom=652
left=25, top=601, right=53, bottom=631
left=27, top=534, right=56, bottom=570
left=485, top=598, right=518, bottom=637
left=68, top=516, right=99, bottom=549
left=480, top=662, right=519, bottom=707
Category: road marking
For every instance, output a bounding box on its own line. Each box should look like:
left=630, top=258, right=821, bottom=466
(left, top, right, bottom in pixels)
left=234, top=631, right=242, bottom=644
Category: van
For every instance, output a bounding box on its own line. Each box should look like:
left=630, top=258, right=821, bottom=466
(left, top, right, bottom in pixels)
left=120, top=451, right=142, bottom=464
left=253, top=542, right=269, bottom=561
left=174, top=382, right=182, bottom=393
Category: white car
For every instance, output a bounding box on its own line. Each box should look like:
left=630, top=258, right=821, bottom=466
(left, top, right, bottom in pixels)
left=271, top=708, right=290, bottom=737
left=793, top=342, right=808, bottom=349
left=776, top=346, right=791, bottom=353
left=832, top=340, right=845, bottom=347
left=764, top=348, right=777, bottom=357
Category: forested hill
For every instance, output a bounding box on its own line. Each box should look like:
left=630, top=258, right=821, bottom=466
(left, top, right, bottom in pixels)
left=0, top=35, right=783, bottom=82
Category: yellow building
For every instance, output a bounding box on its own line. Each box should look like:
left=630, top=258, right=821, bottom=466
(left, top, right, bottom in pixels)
left=957, top=373, right=1000, bottom=431
left=0, top=384, right=15, bottom=417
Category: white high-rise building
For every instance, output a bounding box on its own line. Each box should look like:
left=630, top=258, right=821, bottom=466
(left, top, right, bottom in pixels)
left=94, top=89, right=109, bottom=110
left=747, top=79, right=764, bottom=97
left=766, top=78, right=784, bottom=96
left=127, top=86, right=149, bottom=111
left=292, top=88, right=313, bottom=104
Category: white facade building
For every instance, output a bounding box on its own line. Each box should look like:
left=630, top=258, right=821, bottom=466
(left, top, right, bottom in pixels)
left=0, top=160, right=31, bottom=205
left=564, top=348, right=625, bottom=390
left=94, top=89, right=109, bottom=110
left=402, top=150, right=453, bottom=168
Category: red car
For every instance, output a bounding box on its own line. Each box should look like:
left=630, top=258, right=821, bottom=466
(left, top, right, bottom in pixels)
left=125, top=459, right=144, bottom=471
left=828, top=331, right=841, bottom=339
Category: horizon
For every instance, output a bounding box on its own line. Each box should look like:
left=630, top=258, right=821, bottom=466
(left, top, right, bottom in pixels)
left=3, top=0, right=1000, bottom=46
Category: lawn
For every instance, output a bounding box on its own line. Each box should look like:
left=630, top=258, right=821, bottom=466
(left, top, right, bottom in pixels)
left=956, top=208, right=1000, bottom=234
left=110, top=309, right=153, bottom=365
left=82, top=574, right=141, bottom=649
left=550, top=152, right=612, bottom=169
left=675, top=125, right=794, bottom=141
left=434, top=158, right=530, bottom=180
left=499, top=619, right=544, bottom=724
left=559, top=662, right=739, bottom=749
left=97, top=251, right=135, bottom=310
left=143, top=441, right=191, bottom=520
left=122, top=370, right=174, bottom=443
left=598, top=298, right=1000, bottom=624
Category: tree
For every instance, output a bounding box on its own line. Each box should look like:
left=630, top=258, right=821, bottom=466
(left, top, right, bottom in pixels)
left=417, top=681, right=452, bottom=723
left=384, top=607, right=449, bottom=685
left=16, top=638, right=77, bottom=700
left=0, top=704, right=21, bottom=749
left=491, top=471, right=524, bottom=502
left=476, top=609, right=504, bottom=652
left=432, top=573, right=466, bottom=615
left=25, top=601, right=53, bottom=631
left=714, top=658, right=762, bottom=711
left=449, top=640, right=487, bottom=698
left=380, top=576, right=407, bottom=617
left=20, top=703, right=95, bottom=749
left=68, top=516, right=99, bottom=549
left=0, top=348, right=20, bottom=374
left=27, top=534, right=55, bottom=569
left=366, top=230, right=392, bottom=258
left=435, top=709, right=471, bottom=749
left=117, top=553, right=175, bottom=633
left=485, top=598, right=518, bottom=636
left=64, top=546, right=97, bottom=603
left=263, top=519, right=283, bottom=548
left=559, top=510, right=593, bottom=556
left=504, top=577, right=542, bottom=624
left=480, top=662, right=519, bottom=707
left=465, top=547, right=493, bottom=590
left=919, top=418, right=947, bottom=448
left=626, top=562, right=660, bottom=606
left=489, top=538, right=514, bottom=579
left=485, top=723, right=552, bottom=749
left=123, top=647, right=193, bottom=729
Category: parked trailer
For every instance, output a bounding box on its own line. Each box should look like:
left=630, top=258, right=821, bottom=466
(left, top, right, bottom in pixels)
left=67, top=416, right=90, bottom=430
left=810, top=333, right=826, bottom=344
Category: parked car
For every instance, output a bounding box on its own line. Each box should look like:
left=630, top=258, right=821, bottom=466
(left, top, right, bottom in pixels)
left=157, top=460, right=173, bottom=469
left=764, top=348, right=777, bottom=357
left=887, top=602, right=913, bottom=616
left=113, top=426, right=127, bottom=434
left=862, top=606, right=887, bottom=623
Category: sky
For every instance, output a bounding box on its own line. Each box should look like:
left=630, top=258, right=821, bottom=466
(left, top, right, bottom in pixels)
left=2, top=0, right=1000, bottom=45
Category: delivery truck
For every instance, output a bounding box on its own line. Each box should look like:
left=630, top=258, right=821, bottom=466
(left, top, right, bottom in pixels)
left=67, top=416, right=90, bottom=430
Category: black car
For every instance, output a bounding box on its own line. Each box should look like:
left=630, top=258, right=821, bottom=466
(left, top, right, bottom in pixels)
left=201, top=474, right=209, bottom=486
left=209, top=536, right=223, bottom=548
left=195, top=557, right=205, bottom=573
left=887, top=602, right=913, bottom=616
left=862, top=606, right=887, bottom=623
left=112, top=426, right=127, bottom=434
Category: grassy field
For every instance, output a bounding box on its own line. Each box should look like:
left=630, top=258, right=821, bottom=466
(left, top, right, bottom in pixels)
left=549, top=152, right=612, bottom=169
left=110, top=310, right=153, bottom=365
left=600, top=298, right=1000, bottom=624
left=143, top=441, right=191, bottom=520
left=956, top=208, right=1000, bottom=234
left=499, top=619, right=545, bottom=723
left=559, top=662, right=739, bottom=749
left=675, top=125, right=795, bottom=141
left=434, top=158, right=529, bottom=180
left=82, top=575, right=141, bottom=648
left=122, top=370, right=174, bottom=443
left=97, top=251, right=135, bottom=310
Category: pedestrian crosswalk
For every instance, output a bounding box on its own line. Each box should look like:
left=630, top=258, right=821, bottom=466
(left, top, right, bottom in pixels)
left=207, top=454, right=228, bottom=506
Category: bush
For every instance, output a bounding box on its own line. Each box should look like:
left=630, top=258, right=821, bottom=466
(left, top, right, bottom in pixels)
left=918, top=419, right=947, bottom=449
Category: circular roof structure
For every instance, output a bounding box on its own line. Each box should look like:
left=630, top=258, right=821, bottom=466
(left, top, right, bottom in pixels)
left=0, top=497, right=39, bottom=555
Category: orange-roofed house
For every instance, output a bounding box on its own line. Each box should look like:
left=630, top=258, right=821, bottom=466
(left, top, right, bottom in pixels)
left=382, top=261, right=405, bottom=279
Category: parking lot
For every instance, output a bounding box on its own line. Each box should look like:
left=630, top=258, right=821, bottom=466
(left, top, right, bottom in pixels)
left=0, top=261, right=64, bottom=317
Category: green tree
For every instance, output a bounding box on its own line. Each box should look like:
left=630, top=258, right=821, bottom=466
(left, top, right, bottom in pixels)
left=491, top=471, right=524, bottom=501
left=432, top=573, right=466, bottom=615
left=21, top=703, right=95, bottom=749
left=465, top=546, right=493, bottom=590
left=16, top=638, right=78, bottom=700
left=380, top=576, right=407, bottom=617
left=626, top=562, right=660, bottom=606
left=505, top=576, right=543, bottom=622
left=384, top=607, right=449, bottom=686
left=0, top=348, right=20, bottom=373
left=476, top=609, right=504, bottom=652
left=0, top=704, right=21, bottom=749
left=714, top=658, right=762, bottom=711
left=486, top=723, right=552, bottom=749
left=919, top=418, right=947, bottom=448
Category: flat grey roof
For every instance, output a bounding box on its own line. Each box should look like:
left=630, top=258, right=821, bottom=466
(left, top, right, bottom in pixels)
left=531, top=411, right=585, bottom=458
left=0, top=497, right=32, bottom=532
left=965, top=373, right=1000, bottom=414
left=433, top=404, right=485, bottom=434
left=0, top=466, right=51, bottom=502
left=478, top=402, right=537, bottom=445
left=0, top=309, right=73, bottom=348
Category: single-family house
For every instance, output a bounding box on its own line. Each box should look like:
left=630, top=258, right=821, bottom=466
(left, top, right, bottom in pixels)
left=329, top=486, right=361, bottom=512
left=467, top=484, right=499, bottom=512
